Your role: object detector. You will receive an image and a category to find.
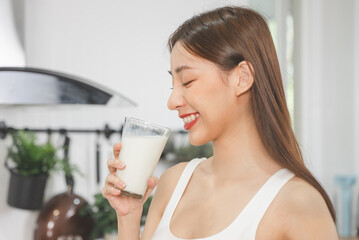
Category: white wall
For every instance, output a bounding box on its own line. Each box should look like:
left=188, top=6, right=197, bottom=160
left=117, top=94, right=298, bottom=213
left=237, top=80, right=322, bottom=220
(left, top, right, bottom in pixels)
left=355, top=0, right=359, bottom=185
left=293, top=0, right=358, bottom=235
left=0, top=0, right=25, bottom=66
left=293, top=0, right=357, bottom=191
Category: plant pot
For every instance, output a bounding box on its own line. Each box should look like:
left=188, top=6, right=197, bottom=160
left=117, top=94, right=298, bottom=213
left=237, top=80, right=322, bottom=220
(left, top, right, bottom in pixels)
left=7, top=168, right=48, bottom=210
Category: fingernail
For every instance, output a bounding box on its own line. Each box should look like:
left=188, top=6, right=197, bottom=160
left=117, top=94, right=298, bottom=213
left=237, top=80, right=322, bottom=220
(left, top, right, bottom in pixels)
left=119, top=161, right=126, bottom=168
left=119, top=182, right=126, bottom=189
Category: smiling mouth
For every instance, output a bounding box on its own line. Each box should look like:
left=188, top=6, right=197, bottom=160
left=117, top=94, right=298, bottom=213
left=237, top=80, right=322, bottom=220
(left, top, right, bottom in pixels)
left=182, top=113, right=199, bottom=130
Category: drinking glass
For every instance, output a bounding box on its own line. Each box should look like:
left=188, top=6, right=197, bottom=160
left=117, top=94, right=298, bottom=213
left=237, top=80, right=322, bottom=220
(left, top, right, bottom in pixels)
left=116, top=117, right=171, bottom=199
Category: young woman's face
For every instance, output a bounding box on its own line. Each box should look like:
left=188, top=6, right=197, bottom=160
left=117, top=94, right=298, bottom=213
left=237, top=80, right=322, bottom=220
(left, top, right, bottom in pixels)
left=168, top=42, right=239, bottom=145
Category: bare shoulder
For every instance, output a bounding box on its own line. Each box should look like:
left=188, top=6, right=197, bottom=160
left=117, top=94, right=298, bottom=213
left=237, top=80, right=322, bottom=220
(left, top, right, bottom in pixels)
left=263, top=176, right=338, bottom=239
left=161, top=161, right=189, bottom=182
left=150, top=161, right=188, bottom=214
left=157, top=162, right=189, bottom=197
left=141, top=162, right=188, bottom=240
left=280, top=177, right=329, bottom=214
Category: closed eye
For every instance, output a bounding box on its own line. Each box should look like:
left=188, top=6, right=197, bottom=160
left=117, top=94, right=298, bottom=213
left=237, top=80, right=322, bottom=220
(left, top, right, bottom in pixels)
left=183, top=80, right=195, bottom=87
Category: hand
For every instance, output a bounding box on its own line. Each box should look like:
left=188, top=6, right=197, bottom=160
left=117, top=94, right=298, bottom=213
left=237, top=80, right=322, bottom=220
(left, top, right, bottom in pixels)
left=102, top=143, right=159, bottom=217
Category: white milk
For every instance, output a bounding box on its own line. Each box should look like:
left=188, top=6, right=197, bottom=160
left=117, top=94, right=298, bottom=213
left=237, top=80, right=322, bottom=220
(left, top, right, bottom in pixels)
left=117, top=135, right=167, bottom=197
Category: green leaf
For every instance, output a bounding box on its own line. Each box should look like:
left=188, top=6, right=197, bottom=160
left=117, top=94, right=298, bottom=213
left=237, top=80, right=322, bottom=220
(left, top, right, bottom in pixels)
left=84, top=193, right=118, bottom=239
left=7, top=131, right=80, bottom=177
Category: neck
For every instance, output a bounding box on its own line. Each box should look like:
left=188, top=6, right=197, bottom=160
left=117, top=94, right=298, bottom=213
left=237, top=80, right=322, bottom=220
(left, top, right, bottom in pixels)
left=210, top=114, right=281, bottom=180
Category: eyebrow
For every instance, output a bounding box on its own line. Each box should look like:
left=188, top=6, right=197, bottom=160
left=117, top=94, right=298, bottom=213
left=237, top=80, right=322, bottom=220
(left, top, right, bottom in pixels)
left=168, top=65, right=192, bottom=76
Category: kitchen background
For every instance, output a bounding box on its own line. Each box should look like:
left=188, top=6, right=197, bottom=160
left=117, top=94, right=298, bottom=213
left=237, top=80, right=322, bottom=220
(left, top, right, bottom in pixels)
left=0, top=0, right=358, bottom=239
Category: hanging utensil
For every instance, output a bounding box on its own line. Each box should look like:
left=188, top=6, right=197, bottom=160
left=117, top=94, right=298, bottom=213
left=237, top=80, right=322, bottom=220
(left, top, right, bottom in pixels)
left=95, top=131, right=101, bottom=186
left=34, top=133, right=93, bottom=240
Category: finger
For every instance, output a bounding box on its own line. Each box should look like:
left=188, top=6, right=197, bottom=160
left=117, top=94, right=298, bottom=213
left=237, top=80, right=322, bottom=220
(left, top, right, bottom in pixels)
left=148, top=176, right=159, bottom=189
left=102, top=185, right=122, bottom=198
left=141, top=176, right=159, bottom=202
left=113, top=143, right=122, bottom=159
left=107, top=158, right=126, bottom=174
left=105, top=174, right=127, bottom=190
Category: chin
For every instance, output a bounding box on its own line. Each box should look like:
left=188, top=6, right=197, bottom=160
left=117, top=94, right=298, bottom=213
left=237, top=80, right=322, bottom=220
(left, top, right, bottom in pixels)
left=188, top=132, right=211, bottom=146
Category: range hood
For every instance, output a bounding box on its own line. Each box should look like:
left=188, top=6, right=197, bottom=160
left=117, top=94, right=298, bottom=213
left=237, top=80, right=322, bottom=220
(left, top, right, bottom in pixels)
left=0, top=67, right=136, bottom=107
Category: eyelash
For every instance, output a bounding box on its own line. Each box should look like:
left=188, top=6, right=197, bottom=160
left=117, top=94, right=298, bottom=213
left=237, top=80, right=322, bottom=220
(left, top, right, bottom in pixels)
left=183, top=80, right=194, bottom=87
left=169, top=80, right=195, bottom=90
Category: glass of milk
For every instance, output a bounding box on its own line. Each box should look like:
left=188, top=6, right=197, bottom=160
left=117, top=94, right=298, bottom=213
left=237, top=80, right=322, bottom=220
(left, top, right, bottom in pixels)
left=116, top=117, right=171, bottom=199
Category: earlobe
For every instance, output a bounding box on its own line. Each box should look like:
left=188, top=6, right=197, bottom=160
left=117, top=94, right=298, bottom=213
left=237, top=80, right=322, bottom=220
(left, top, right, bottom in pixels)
left=234, top=61, right=254, bottom=97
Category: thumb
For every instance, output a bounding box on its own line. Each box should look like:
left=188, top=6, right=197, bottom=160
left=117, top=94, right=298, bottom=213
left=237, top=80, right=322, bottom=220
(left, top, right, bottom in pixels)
left=141, top=176, right=159, bottom=203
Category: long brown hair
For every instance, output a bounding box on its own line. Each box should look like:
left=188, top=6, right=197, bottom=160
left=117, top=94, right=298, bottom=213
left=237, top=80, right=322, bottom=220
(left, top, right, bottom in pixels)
left=168, top=6, right=335, bottom=221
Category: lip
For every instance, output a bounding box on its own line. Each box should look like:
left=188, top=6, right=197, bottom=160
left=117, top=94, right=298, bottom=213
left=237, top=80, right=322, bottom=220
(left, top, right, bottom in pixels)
left=179, top=112, right=199, bottom=119
left=184, top=117, right=199, bottom=130
left=179, top=112, right=199, bottom=130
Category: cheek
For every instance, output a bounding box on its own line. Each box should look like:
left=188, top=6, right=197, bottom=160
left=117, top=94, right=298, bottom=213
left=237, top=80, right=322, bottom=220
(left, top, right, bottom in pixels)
left=190, top=82, right=221, bottom=104
left=202, top=86, right=232, bottom=115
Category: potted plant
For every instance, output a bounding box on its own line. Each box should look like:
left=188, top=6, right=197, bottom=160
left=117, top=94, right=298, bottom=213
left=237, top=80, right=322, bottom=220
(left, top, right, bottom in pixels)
left=81, top=193, right=153, bottom=240
left=79, top=193, right=117, bottom=240
left=5, top=131, right=74, bottom=210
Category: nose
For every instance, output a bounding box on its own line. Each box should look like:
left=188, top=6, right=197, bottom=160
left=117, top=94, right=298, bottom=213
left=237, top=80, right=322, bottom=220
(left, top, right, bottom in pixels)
left=167, top=87, right=185, bottom=110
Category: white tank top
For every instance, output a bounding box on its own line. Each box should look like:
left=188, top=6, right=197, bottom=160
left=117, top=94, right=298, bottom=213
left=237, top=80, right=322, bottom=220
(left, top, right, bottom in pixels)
left=152, top=158, right=295, bottom=240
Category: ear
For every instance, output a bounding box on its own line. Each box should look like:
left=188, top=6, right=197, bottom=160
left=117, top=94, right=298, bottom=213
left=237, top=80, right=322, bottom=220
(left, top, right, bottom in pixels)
left=229, top=61, right=254, bottom=97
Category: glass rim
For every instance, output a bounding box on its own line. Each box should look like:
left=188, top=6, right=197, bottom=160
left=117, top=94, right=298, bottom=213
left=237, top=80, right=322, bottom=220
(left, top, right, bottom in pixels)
left=124, top=117, right=171, bottom=132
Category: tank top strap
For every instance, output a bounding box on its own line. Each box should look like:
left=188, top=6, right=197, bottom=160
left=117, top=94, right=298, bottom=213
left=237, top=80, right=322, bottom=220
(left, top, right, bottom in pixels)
left=236, top=168, right=295, bottom=238
left=159, top=158, right=206, bottom=226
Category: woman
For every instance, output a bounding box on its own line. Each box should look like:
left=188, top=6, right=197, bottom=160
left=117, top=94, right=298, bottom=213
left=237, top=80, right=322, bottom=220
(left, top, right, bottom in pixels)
left=103, top=6, right=338, bottom=239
